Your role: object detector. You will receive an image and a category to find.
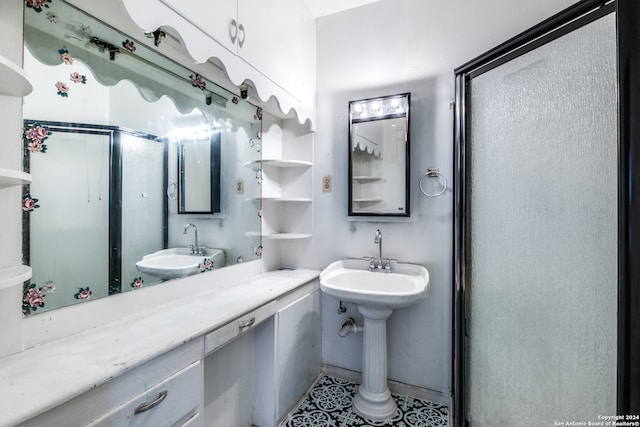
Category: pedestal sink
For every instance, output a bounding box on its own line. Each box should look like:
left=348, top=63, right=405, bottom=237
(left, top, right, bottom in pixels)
left=319, top=259, right=430, bottom=421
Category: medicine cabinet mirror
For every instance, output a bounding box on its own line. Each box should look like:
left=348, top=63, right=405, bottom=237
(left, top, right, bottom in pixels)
left=348, top=93, right=410, bottom=217
left=178, top=132, right=221, bottom=214
left=21, top=0, right=262, bottom=315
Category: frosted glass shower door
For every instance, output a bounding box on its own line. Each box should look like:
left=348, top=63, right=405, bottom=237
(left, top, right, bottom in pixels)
left=465, top=12, right=617, bottom=426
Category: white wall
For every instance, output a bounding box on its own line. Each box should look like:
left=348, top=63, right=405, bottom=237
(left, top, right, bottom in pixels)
left=313, top=0, right=576, bottom=396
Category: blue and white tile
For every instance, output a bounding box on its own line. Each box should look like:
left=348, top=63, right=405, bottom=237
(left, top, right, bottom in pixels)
left=280, top=376, right=449, bottom=427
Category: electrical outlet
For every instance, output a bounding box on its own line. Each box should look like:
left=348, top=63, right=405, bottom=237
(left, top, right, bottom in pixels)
left=236, top=179, right=244, bottom=194
left=322, top=175, right=332, bottom=193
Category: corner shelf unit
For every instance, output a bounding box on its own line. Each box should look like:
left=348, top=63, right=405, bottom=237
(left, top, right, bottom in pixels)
left=0, top=55, right=34, bottom=292
left=244, top=158, right=313, bottom=238
left=244, top=159, right=312, bottom=169
left=0, top=54, right=33, bottom=97
left=248, top=196, right=312, bottom=203
left=0, top=265, right=32, bottom=291
left=244, top=231, right=312, bottom=240
left=352, top=175, right=383, bottom=183
left=262, top=233, right=312, bottom=240
left=0, top=169, right=32, bottom=189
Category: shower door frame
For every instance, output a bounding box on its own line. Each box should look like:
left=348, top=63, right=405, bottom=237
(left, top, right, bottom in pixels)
left=453, top=0, right=640, bottom=424
left=22, top=120, right=169, bottom=297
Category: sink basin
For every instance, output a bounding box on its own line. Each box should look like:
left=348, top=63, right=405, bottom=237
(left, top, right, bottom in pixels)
left=319, top=259, right=429, bottom=308
left=136, top=247, right=225, bottom=280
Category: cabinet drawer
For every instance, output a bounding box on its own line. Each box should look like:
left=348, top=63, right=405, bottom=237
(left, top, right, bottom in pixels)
left=204, top=301, right=275, bottom=355
left=179, top=412, right=202, bottom=427
left=87, top=361, right=202, bottom=427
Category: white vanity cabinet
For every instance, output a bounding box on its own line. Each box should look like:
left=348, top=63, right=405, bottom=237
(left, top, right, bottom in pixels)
left=204, top=282, right=321, bottom=427
left=253, top=288, right=321, bottom=427
left=6, top=271, right=320, bottom=427
left=273, top=289, right=322, bottom=421
left=19, top=340, right=204, bottom=427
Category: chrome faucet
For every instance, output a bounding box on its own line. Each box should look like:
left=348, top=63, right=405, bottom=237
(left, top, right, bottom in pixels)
left=374, top=229, right=382, bottom=265
left=369, top=229, right=391, bottom=273
left=183, top=223, right=203, bottom=255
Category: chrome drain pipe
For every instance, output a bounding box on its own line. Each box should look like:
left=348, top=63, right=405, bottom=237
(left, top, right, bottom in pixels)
left=339, top=317, right=363, bottom=337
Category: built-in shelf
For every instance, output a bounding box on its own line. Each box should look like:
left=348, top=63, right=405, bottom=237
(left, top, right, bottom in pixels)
left=245, top=231, right=311, bottom=240
left=0, top=265, right=32, bottom=291
left=262, top=233, right=312, bottom=240
left=0, top=55, right=33, bottom=97
left=353, top=176, right=383, bottom=183
left=0, top=169, right=32, bottom=189
left=244, top=159, right=312, bottom=169
left=353, top=198, right=383, bottom=203
left=248, top=197, right=312, bottom=202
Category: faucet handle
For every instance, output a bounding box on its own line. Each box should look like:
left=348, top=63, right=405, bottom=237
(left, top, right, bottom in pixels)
left=383, top=258, right=398, bottom=273
left=363, top=256, right=376, bottom=271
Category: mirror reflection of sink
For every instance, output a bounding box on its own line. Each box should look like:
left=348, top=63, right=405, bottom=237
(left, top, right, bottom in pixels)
left=135, top=247, right=225, bottom=280
left=319, top=258, right=429, bottom=308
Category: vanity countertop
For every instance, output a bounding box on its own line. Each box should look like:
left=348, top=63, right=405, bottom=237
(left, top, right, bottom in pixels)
left=0, top=268, right=320, bottom=427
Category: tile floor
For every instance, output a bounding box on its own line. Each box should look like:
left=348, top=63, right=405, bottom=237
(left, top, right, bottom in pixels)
left=279, top=375, right=449, bottom=427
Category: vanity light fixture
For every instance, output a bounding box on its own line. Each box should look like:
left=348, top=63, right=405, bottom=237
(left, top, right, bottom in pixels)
left=352, top=95, right=409, bottom=120
left=166, top=124, right=212, bottom=140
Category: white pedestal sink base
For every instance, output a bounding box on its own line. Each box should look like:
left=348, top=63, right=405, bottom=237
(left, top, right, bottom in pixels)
left=352, top=305, right=397, bottom=421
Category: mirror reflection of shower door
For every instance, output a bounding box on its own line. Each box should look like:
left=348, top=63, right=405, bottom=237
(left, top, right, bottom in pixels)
left=463, top=10, right=617, bottom=426
left=120, top=133, right=166, bottom=292
left=26, top=130, right=111, bottom=311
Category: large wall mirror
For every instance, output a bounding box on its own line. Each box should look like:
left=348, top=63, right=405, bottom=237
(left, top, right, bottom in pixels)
left=21, top=0, right=262, bottom=315
left=348, top=93, right=410, bottom=217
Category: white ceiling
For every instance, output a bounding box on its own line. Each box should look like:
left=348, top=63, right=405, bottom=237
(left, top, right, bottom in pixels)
left=304, top=0, right=383, bottom=18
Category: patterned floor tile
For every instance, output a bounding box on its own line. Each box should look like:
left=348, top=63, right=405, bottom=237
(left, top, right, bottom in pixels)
left=279, top=375, right=449, bottom=427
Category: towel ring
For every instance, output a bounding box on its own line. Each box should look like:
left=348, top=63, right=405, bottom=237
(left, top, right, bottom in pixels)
left=419, top=167, right=447, bottom=197
left=167, top=182, right=178, bottom=200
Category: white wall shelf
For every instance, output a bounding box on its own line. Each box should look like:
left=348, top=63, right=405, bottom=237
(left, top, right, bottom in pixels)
left=0, top=169, right=32, bottom=189
left=354, top=198, right=383, bottom=203
left=246, top=232, right=312, bottom=240
left=0, top=265, right=32, bottom=291
left=250, top=197, right=312, bottom=202
left=259, top=118, right=314, bottom=269
left=0, top=55, right=33, bottom=97
left=262, top=159, right=312, bottom=169
left=263, top=233, right=312, bottom=240
left=353, top=175, right=384, bottom=183
left=244, top=159, right=312, bottom=169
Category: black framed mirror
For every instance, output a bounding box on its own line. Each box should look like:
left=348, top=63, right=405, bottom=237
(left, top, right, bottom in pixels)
left=177, top=130, right=221, bottom=214
left=348, top=93, right=410, bottom=217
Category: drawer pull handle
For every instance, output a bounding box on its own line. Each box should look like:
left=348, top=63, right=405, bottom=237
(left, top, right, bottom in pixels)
left=134, top=390, right=168, bottom=415
left=239, top=317, right=256, bottom=331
